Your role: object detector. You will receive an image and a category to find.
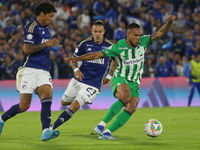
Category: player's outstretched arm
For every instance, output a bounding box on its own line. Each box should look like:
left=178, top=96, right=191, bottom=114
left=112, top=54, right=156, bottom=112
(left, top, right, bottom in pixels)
left=151, top=15, right=176, bottom=43
left=23, top=38, right=60, bottom=54
left=65, top=51, right=104, bottom=63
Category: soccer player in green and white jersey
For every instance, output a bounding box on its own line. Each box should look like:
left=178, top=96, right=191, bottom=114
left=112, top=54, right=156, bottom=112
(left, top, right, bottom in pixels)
left=65, top=15, right=176, bottom=139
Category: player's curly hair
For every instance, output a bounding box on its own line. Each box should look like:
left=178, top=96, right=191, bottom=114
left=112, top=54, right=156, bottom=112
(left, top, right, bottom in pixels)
left=34, top=2, right=57, bottom=17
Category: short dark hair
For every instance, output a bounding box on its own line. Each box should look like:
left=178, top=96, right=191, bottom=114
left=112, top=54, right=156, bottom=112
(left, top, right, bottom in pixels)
left=92, top=20, right=104, bottom=27
left=126, top=22, right=140, bottom=32
left=34, top=2, right=57, bottom=16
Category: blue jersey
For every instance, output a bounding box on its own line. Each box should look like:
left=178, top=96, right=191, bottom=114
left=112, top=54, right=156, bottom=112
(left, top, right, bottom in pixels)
left=73, top=37, right=112, bottom=90
left=20, top=19, right=52, bottom=71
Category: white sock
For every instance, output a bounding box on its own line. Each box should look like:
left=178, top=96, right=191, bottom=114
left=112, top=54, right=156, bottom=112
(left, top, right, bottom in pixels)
left=103, top=129, right=111, bottom=134
left=0, top=116, right=4, bottom=123
left=99, top=121, right=106, bottom=127
left=42, top=128, right=49, bottom=134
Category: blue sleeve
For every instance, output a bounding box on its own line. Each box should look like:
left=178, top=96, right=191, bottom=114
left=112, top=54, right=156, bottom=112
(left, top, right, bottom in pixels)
left=73, top=43, right=85, bottom=57
left=23, top=25, right=37, bottom=44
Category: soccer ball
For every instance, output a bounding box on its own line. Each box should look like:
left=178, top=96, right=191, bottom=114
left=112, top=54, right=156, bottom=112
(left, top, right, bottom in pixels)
left=144, top=119, right=163, bottom=137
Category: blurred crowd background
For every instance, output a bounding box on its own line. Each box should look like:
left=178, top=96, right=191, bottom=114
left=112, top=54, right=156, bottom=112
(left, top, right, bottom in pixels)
left=0, top=0, right=199, bottom=80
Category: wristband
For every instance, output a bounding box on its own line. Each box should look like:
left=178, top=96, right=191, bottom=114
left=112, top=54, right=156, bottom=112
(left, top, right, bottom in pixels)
left=52, top=45, right=60, bottom=52
left=74, top=68, right=79, bottom=73
left=106, top=74, right=112, bottom=80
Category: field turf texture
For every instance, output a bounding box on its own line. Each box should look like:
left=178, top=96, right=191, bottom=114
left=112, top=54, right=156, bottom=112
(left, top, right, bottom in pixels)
left=0, top=107, right=199, bottom=150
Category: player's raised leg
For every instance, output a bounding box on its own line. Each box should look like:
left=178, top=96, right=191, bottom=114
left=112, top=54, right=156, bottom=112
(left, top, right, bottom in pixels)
left=0, top=93, right=32, bottom=135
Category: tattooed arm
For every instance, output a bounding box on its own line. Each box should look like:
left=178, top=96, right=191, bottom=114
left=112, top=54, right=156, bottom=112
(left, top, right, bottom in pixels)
left=103, top=59, right=118, bottom=84
left=151, top=15, right=176, bottom=42
left=23, top=38, right=60, bottom=55
left=108, top=59, right=118, bottom=76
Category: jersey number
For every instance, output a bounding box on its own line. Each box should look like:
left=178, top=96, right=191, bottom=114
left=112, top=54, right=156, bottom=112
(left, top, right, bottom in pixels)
left=86, top=88, right=97, bottom=96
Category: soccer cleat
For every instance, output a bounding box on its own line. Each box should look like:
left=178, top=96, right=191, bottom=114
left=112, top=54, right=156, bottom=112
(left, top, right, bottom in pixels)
left=49, top=130, right=60, bottom=140
left=0, top=116, right=4, bottom=135
left=94, top=125, right=104, bottom=136
left=99, top=132, right=117, bottom=140
left=41, top=129, right=59, bottom=141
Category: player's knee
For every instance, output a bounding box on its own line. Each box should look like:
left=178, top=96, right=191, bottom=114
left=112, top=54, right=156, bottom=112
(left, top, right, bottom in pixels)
left=121, top=95, right=131, bottom=104
left=69, top=100, right=80, bottom=112
left=61, top=100, right=71, bottom=106
left=125, top=105, right=136, bottom=113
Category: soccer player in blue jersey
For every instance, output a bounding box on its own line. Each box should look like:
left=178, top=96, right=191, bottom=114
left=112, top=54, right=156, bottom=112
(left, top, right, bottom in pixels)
left=0, top=2, right=64, bottom=141
left=50, top=20, right=114, bottom=132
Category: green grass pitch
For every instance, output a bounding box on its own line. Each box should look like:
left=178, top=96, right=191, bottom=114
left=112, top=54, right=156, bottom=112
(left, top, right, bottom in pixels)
left=0, top=107, right=200, bottom=150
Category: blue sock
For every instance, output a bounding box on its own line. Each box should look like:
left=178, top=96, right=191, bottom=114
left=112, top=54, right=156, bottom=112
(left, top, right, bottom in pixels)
left=52, top=108, right=74, bottom=129
left=1, top=104, right=22, bottom=122
left=41, top=98, right=52, bottom=130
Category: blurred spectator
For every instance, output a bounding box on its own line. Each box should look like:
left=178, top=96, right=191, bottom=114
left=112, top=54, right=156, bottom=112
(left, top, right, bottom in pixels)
left=0, top=44, right=6, bottom=66
left=58, top=53, right=73, bottom=79
left=116, top=7, right=128, bottom=28
left=12, top=52, right=23, bottom=76
left=182, top=29, right=194, bottom=49
left=143, top=58, right=155, bottom=77
left=179, top=0, right=192, bottom=12
left=53, top=1, right=70, bottom=28
left=77, top=6, right=91, bottom=31
left=192, top=24, right=200, bottom=39
left=183, top=56, right=190, bottom=77
left=93, top=0, right=105, bottom=15
left=176, top=58, right=184, bottom=76
left=171, top=37, right=186, bottom=57
left=113, top=21, right=126, bottom=41
left=4, top=18, right=17, bottom=35
left=155, top=56, right=171, bottom=77
left=166, top=51, right=177, bottom=76
left=50, top=51, right=59, bottom=79
left=185, top=40, right=200, bottom=59
left=1, top=55, right=15, bottom=80
left=0, top=13, right=7, bottom=28
left=66, top=7, right=78, bottom=31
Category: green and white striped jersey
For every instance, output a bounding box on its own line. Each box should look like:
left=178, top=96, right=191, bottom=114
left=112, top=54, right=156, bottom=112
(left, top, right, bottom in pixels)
left=102, top=35, right=151, bottom=84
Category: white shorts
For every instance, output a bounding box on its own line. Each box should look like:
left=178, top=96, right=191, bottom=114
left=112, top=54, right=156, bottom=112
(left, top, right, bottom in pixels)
left=16, top=67, right=53, bottom=94
left=62, top=78, right=99, bottom=105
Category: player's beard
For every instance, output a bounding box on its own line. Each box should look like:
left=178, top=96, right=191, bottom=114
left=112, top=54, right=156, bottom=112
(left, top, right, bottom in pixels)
left=129, top=39, right=138, bottom=48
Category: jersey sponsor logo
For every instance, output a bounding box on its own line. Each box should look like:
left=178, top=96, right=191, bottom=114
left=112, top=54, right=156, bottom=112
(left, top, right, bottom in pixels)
left=119, top=47, right=128, bottom=50
left=87, top=48, right=92, bottom=51
left=27, top=34, right=33, bottom=40
left=123, top=57, right=143, bottom=65
left=42, top=31, right=45, bottom=34
left=87, top=44, right=94, bottom=47
left=87, top=58, right=105, bottom=64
